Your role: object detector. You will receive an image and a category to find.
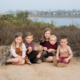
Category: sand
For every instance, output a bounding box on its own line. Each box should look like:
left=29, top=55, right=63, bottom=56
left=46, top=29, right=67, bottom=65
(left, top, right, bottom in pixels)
left=0, top=57, right=80, bottom=80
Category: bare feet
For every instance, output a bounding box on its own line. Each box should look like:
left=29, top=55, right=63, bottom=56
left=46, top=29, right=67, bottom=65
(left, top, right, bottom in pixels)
left=57, top=63, right=67, bottom=67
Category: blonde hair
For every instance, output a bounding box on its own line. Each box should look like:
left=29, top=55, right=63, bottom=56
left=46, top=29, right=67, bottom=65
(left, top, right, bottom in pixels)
left=41, top=28, right=52, bottom=42
left=50, top=35, right=57, bottom=41
left=12, top=32, right=23, bottom=51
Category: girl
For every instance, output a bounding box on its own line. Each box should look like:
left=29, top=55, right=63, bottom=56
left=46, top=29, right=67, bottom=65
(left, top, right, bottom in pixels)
left=2, top=32, right=27, bottom=65
left=37, top=28, right=52, bottom=62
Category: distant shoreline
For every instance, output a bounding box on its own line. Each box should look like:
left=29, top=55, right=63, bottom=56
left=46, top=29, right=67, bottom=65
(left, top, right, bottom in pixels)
left=29, top=15, right=80, bottom=18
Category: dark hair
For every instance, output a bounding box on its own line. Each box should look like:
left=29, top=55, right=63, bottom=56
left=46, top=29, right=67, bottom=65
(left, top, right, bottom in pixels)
left=14, top=32, right=23, bottom=38
left=25, top=32, right=33, bottom=37
left=60, top=35, right=68, bottom=40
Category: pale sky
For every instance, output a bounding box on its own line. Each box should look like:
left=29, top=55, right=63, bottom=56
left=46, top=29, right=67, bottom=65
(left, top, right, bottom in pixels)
left=0, top=0, right=80, bottom=12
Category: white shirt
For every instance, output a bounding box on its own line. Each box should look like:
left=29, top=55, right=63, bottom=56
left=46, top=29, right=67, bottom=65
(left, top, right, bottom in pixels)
left=10, top=43, right=27, bottom=58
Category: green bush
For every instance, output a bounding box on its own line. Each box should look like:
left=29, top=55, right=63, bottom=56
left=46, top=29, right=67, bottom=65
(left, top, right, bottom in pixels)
left=0, top=11, right=80, bottom=56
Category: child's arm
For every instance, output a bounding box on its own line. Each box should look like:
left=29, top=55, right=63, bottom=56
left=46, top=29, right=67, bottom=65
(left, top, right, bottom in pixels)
left=10, top=45, right=20, bottom=58
left=43, top=47, right=47, bottom=51
left=22, top=43, right=27, bottom=58
left=56, top=46, right=60, bottom=60
left=27, top=47, right=33, bottom=54
left=64, top=52, right=73, bottom=62
left=27, top=42, right=34, bottom=54
left=64, top=46, right=73, bottom=62
left=47, top=49, right=56, bottom=53
left=68, top=53, right=73, bottom=60
left=43, top=42, right=48, bottom=51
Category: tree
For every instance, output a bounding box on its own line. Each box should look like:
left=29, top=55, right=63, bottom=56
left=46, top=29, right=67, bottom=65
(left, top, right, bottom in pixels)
left=16, top=11, right=29, bottom=22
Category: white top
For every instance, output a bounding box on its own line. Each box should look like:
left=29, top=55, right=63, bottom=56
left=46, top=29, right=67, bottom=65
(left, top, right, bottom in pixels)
left=10, top=43, right=27, bottom=58
left=57, top=45, right=73, bottom=57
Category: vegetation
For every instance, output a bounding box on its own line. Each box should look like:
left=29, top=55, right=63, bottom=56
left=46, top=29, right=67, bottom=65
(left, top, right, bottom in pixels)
left=0, top=11, right=80, bottom=56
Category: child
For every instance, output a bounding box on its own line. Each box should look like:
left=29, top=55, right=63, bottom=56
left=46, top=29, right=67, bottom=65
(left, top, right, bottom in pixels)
left=2, top=32, right=27, bottom=65
left=24, top=32, right=38, bottom=63
left=37, top=28, right=52, bottom=62
left=42, top=35, right=58, bottom=62
left=53, top=36, right=73, bottom=67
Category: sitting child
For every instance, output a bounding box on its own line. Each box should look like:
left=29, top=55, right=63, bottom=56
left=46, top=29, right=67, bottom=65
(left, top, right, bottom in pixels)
left=2, top=32, right=27, bottom=65
left=24, top=32, right=38, bottom=64
left=53, top=36, right=73, bottom=67
left=37, top=28, right=52, bottom=62
left=42, top=35, right=58, bottom=62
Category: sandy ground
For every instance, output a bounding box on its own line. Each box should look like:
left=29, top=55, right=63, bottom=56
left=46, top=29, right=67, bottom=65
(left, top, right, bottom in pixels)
left=0, top=57, right=80, bottom=80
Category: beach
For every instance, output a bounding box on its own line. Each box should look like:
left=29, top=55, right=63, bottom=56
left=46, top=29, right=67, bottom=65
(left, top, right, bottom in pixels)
left=0, top=57, right=80, bottom=80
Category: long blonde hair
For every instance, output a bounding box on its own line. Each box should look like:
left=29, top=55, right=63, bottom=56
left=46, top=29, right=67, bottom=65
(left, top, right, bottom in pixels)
left=41, top=28, right=52, bottom=42
left=12, top=32, right=23, bottom=51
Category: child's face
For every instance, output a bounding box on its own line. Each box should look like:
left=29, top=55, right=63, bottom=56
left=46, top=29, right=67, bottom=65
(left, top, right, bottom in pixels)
left=15, top=36, right=22, bottom=45
left=60, top=39, right=68, bottom=47
left=25, top=35, right=33, bottom=43
left=44, top=31, right=51, bottom=39
left=49, top=37, right=56, bottom=45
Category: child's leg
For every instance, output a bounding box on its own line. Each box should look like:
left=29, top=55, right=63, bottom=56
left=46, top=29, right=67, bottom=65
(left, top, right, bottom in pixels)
left=1, top=57, right=19, bottom=65
left=57, top=63, right=67, bottom=67
left=57, top=57, right=63, bottom=63
left=37, top=46, right=43, bottom=58
left=25, top=56, right=28, bottom=62
left=36, top=52, right=42, bottom=59
left=44, top=52, right=56, bottom=62
left=50, top=52, right=56, bottom=56
left=62, top=57, right=70, bottom=64
left=53, top=56, right=57, bottom=66
left=25, top=55, right=31, bottom=65
left=8, top=58, right=25, bottom=65
left=44, top=56, right=53, bottom=62
left=57, top=57, right=68, bottom=67
left=28, top=50, right=38, bottom=63
left=17, top=59, right=25, bottom=65
left=41, top=51, right=47, bottom=59
left=7, top=58, right=19, bottom=63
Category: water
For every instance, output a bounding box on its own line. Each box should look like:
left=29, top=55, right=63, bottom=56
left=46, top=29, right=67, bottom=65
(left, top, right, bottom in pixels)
left=29, top=17, right=80, bottom=27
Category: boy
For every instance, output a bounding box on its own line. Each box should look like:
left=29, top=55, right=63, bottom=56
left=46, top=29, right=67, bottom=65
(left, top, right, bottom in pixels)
left=24, top=32, right=38, bottom=64
left=42, top=35, right=58, bottom=62
left=53, top=36, right=73, bottom=67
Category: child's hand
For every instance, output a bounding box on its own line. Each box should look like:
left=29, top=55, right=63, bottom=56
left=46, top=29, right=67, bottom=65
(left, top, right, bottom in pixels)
left=64, top=58, right=69, bottom=62
left=47, top=49, right=53, bottom=53
left=56, top=57, right=59, bottom=60
left=17, top=56, right=22, bottom=62
left=16, top=56, right=21, bottom=59
left=28, top=47, right=33, bottom=54
left=28, top=47, right=32, bottom=51
left=43, top=47, right=47, bottom=51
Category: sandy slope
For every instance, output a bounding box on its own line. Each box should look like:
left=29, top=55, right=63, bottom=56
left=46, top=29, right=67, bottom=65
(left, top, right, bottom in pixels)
left=0, top=57, right=80, bottom=80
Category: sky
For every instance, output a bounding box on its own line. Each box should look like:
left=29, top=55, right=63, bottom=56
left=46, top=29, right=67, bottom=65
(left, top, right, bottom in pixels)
left=0, top=0, right=80, bottom=12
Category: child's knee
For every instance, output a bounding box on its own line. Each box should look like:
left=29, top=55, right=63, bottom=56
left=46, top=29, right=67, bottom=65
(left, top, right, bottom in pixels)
left=19, top=60, right=25, bottom=65
left=46, top=56, right=53, bottom=62
left=15, top=58, right=19, bottom=62
left=49, top=56, right=53, bottom=61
